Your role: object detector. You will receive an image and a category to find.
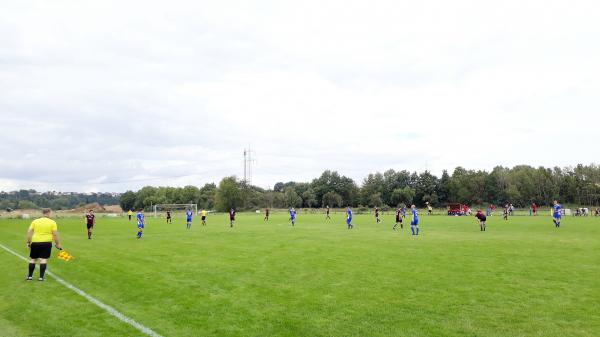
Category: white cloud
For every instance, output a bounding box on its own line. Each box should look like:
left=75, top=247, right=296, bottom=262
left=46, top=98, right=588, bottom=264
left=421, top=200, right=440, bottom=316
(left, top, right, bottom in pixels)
left=1, top=0, right=599, bottom=192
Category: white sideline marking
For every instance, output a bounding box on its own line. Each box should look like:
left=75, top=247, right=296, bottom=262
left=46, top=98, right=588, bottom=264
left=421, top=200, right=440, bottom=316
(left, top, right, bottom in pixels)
left=0, top=243, right=164, bottom=337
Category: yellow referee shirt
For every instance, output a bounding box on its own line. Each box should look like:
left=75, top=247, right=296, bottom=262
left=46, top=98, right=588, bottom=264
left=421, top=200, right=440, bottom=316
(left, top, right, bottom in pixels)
left=201, top=210, right=207, bottom=217
left=128, top=210, right=133, bottom=216
left=29, top=217, right=58, bottom=243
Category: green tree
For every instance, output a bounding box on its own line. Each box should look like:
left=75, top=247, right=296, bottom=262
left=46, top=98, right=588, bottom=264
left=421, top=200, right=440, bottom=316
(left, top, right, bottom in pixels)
left=215, top=177, right=244, bottom=212
left=391, top=187, right=415, bottom=206
left=322, top=191, right=343, bottom=207
left=119, top=191, right=136, bottom=211
left=17, top=200, right=38, bottom=209
left=284, top=187, right=302, bottom=207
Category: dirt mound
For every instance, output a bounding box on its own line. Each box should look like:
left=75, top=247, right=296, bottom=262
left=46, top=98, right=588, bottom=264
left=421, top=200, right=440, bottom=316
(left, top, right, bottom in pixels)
left=73, top=203, right=106, bottom=213
left=103, top=205, right=123, bottom=213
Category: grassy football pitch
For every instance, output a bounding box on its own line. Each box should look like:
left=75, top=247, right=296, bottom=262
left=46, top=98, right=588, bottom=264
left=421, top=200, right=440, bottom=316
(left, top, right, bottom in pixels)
left=1, top=212, right=599, bottom=337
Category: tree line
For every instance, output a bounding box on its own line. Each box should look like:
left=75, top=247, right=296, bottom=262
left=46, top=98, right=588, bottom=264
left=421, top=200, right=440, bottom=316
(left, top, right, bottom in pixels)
left=119, top=164, right=600, bottom=212
left=0, top=190, right=120, bottom=210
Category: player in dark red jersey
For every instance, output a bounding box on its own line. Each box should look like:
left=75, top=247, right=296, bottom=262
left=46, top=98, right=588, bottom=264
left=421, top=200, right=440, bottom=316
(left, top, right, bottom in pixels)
left=475, top=209, right=487, bottom=231
left=85, top=209, right=95, bottom=239
left=503, top=204, right=509, bottom=220
left=393, top=207, right=403, bottom=230
left=374, top=207, right=381, bottom=223
left=264, top=208, right=270, bottom=221
left=326, top=205, right=331, bottom=221
left=229, top=208, right=236, bottom=227
left=166, top=209, right=172, bottom=223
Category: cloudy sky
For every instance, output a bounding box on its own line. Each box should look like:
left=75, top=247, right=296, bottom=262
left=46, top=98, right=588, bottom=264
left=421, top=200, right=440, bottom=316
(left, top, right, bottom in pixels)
left=1, top=0, right=598, bottom=192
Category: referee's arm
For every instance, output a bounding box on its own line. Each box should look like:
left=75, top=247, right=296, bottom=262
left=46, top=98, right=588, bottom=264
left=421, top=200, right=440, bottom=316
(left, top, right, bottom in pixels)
left=52, top=230, right=62, bottom=250
left=26, top=228, right=33, bottom=247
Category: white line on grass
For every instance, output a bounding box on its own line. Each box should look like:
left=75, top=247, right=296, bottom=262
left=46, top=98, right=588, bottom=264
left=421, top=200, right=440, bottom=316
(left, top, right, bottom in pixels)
left=0, top=243, right=164, bottom=337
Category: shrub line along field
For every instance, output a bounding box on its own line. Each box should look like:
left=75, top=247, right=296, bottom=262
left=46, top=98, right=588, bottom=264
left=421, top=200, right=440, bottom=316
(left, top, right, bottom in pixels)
left=1, top=213, right=599, bottom=337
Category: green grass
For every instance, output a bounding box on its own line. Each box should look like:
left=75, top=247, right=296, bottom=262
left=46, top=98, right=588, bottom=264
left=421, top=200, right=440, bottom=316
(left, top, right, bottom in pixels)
left=1, top=213, right=599, bottom=337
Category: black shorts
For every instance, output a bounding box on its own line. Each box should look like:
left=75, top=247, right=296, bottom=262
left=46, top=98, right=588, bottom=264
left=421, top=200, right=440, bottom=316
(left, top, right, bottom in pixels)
left=396, top=217, right=402, bottom=222
left=86, top=223, right=94, bottom=229
left=201, top=216, right=206, bottom=221
left=30, top=242, right=52, bottom=259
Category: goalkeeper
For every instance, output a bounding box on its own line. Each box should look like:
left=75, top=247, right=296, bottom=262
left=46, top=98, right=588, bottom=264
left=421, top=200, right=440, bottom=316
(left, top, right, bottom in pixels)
left=25, top=208, right=62, bottom=281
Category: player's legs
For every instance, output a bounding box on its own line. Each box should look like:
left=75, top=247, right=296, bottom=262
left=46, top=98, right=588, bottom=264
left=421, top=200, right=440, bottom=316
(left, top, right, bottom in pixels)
left=137, top=225, right=143, bottom=238
left=87, top=224, right=93, bottom=239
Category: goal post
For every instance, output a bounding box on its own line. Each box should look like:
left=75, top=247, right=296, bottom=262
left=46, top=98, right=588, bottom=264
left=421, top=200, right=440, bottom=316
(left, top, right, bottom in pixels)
left=153, top=204, right=197, bottom=218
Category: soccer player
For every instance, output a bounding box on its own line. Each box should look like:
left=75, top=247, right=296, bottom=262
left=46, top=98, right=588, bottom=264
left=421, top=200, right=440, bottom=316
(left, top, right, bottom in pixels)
left=166, top=209, right=172, bottom=223
left=229, top=208, right=235, bottom=227
left=290, top=207, right=297, bottom=226
left=85, top=209, right=95, bottom=239
left=503, top=204, right=509, bottom=220
left=346, top=206, right=353, bottom=229
left=374, top=207, right=380, bottom=223
left=532, top=203, right=537, bottom=216
left=326, top=205, right=331, bottom=220
left=410, top=205, right=419, bottom=235
left=427, top=203, right=433, bottom=215
left=553, top=200, right=562, bottom=228
left=127, top=209, right=133, bottom=221
left=136, top=209, right=145, bottom=239
left=393, top=207, right=403, bottom=230
left=186, top=208, right=193, bottom=229
left=264, top=208, right=270, bottom=221
left=201, top=209, right=207, bottom=226
left=475, top=209, right=487, bottom=231
left=401, top=206, right=407, bottom=218
left=26, top=208, right=62, bottom=281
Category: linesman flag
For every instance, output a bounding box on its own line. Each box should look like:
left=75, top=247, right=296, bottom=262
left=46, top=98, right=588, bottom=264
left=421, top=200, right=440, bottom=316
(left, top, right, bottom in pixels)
left=57, top=249, right=73, bottom=262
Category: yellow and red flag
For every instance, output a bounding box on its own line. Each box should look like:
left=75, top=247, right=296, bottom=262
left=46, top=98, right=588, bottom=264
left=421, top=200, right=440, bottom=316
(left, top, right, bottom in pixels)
left=57, top=250, right=73, bottom=262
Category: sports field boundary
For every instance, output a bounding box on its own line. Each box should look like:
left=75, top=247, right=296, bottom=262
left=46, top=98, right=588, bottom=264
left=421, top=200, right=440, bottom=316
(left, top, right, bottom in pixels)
left=0, top=243, right=164, bottom=337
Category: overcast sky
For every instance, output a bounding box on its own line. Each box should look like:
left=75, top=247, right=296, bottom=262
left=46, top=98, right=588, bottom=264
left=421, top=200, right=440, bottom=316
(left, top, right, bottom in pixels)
left=1, top=1, right=598, bottom=192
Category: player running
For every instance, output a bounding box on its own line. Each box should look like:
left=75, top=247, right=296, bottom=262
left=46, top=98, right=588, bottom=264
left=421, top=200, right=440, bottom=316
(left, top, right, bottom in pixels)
left=326, top=205, right=331, bottom=221
left=374, top=207, right=381, bottom=223
left=475, top=209, right=487, bottom=231
left=393, top=207, right=403, bottom=230
left=410, top=205, right=419, bottom=235
left=290, top=207, right=297, bottom=226
left=229, top=208, right=235, bottom=227
left=201, top=209, right=207, bottom=226
left=553, top=200, right=562, bottom=228
left=264, top=208, right=270, bottom=221
left=136, top=209, right=145, bottom=239
left=503, top=204, right=509, bottom=220
left=401, top=206, right=407, bottom=218
left=186, top=208, right=193, bottom=229
left=166, top=209, right=172, bottom=223
left=346, top=206, right=353, bottom=229
left=85, top=209, right=95, bottom=239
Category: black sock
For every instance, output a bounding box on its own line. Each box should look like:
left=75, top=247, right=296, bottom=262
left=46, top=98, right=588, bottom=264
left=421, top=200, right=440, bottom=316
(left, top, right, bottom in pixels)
left=28, top=263, right=35, bottom=277
left=40, top=264, right=47, bottom=278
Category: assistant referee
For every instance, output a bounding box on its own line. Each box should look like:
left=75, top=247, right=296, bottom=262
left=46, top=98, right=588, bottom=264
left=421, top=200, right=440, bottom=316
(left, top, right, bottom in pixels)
left=26, top=208, right=62, bottom=281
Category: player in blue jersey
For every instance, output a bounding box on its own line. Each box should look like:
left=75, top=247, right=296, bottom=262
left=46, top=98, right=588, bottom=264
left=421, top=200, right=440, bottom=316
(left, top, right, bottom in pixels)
left=401, top=206, right=407, bottom=218
left=552, top=200, right=562, bottom=228
left=289, top=207, right=297, bottom=226
left=410, top=205, right=419, bottom=235
left=186, top=208, right=193, bottom=229
left=136, top=209, right=145, bottom=239
left=346, top=206, right=353, bottom=229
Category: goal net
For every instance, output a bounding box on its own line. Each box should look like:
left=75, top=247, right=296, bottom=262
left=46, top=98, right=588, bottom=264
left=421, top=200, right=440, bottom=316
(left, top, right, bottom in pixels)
left=153, top=204, right=197, bottom=218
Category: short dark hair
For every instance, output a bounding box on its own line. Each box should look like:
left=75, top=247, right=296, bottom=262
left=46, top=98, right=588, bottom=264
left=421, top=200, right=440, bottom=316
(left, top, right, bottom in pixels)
left=42, top=208, right=51, bottom=215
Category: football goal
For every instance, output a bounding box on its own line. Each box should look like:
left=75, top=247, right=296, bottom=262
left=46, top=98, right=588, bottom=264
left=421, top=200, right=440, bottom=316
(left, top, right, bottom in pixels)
left=153, top=204, right=197, bottom=218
